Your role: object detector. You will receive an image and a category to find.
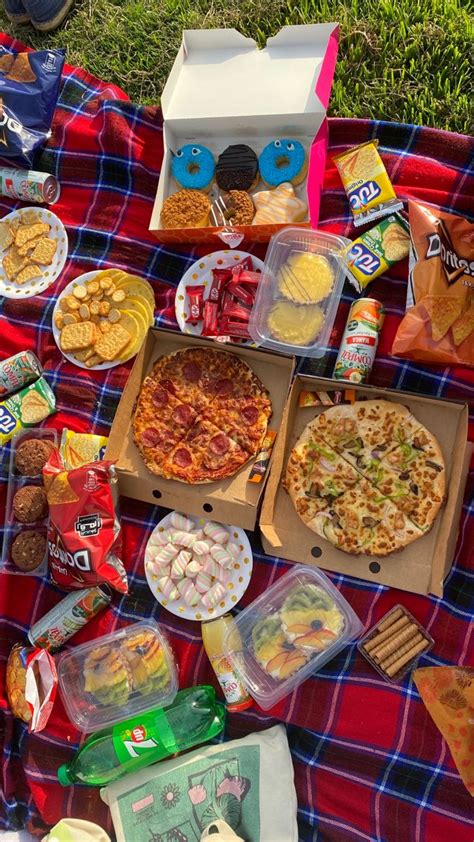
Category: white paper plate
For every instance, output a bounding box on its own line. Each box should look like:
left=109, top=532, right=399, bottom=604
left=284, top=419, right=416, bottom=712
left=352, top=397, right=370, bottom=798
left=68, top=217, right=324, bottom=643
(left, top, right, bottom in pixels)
left=174, top=249, right=264, bottom=343
left=144, top=511, right=253, bottom=622
left=0, top=207, right=68, bottom=299
left=52, top=270, right=149, bottom=370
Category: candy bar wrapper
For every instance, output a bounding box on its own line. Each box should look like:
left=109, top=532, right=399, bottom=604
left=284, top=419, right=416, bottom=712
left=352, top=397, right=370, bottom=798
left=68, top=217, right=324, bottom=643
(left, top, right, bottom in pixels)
left=202, top=300, right=219, bottom=336
left=61, top=429, right=109, bottom=469
left=298, top=390, right=355, bottom=408
left=43, top=449, right=128, bottom=594
left=185, top=285, right=205, bottom=325
left=333, top=140, right=403, bottom=227
left=248, top=430, right=277, bottom=484
left=25, top=647, right=58, bottom=732
left=0, top=376, right=56, bottom=444
left=341, top=213, right=410, bottom=292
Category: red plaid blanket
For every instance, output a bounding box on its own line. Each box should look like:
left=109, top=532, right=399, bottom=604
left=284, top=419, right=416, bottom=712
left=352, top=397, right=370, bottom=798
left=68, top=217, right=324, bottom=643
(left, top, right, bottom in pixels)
left=0, top=34, right=473, bottom=841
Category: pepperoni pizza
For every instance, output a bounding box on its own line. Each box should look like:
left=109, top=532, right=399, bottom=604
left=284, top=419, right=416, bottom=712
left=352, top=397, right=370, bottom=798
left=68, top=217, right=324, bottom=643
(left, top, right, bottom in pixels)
left=133, top=348, right=272, bottom=483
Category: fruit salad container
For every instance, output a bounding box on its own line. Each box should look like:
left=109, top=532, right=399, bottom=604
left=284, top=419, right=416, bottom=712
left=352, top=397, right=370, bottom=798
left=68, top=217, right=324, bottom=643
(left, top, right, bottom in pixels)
left=223, top=565, right=362, bottom=709
left=248, top=227, right=350, bottom=357
left=58, top=620, right=178, bottom=732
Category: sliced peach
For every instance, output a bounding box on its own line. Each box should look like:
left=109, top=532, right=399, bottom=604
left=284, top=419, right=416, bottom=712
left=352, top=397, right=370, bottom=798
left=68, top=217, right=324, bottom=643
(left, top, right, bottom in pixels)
left=266, top=652, right=289, bottom=673
left=279, top=655, right=307, bottom=679
left=286, top=624, right=310, bottom=634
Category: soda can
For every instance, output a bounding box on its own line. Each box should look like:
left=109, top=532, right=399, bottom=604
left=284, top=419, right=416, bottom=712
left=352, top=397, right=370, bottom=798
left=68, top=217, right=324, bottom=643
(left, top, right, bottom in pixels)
left=0, top=350, right=42, bottom=398
left=334, top=298, right=385, bottom=383
left=0, top=167, right=60, bottom=204
left=28, top=585, right=112, bottom=652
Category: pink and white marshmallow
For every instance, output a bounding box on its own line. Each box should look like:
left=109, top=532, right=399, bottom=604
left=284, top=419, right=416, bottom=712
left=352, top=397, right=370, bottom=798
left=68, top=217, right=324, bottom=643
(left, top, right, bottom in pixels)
left=155, top=543, right=179, bottom=564
left=170, top=530, right=196, bottom=547
left=203, top=522, right=229, bottom=544
left=210, top=545, right=233, bottom=568
left=195, top=570, right=212, bottom=593
left=202, top=582, right=226, bottom=609
left=177, top=579, right=200, bottom=606
left=170, top=511, right=195, bottom=532
left=186, top=560, right=202, bottom=578
left=171, top=551, right=191, bottom=579
left=226, top=542, right=241, bottom=560
left=192, top=540, right=211, bottom=556
left=157, top=576, right=179, bottom=601
left=203, top=558, right=221, bottom=579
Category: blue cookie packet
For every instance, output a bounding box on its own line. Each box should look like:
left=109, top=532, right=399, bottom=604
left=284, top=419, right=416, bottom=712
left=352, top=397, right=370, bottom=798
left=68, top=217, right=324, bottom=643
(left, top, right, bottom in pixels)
left=0, top=47, right=65, bottom=166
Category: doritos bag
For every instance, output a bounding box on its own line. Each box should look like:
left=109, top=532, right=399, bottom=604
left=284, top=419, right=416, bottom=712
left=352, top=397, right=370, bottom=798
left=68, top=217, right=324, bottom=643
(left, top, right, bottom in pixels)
left=0, top=47, right=65, bottom=165
left=43, top=449, right=128, bottom=593
left=392, top=201, right=474, bottom=367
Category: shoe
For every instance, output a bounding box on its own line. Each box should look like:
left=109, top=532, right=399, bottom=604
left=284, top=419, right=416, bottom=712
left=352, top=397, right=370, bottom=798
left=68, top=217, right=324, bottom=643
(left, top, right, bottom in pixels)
left=23, top=0, right=75, bottom=31
left=4, top=0, right=30, bottom=23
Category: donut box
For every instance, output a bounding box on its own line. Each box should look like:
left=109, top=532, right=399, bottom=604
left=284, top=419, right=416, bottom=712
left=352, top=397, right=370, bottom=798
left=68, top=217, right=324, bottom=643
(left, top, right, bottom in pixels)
left=149, top=24, right=339, bottom=245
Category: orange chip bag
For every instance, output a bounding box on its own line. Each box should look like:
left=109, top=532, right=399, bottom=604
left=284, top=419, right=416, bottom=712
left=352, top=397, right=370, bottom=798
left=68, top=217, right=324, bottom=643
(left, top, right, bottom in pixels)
left=392, top=201, right=474, bottom=366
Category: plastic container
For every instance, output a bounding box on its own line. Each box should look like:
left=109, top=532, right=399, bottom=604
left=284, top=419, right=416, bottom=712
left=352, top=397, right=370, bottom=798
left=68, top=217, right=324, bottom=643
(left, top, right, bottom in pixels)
left=58, top=619, right=178, bottom=732
left=1, top=428, right=57, bottom=577
left=248, top=227, right=350, bottom=357
left=358, top=604, right=434, bottom=683
left=223, top=565, right=362, bottom=709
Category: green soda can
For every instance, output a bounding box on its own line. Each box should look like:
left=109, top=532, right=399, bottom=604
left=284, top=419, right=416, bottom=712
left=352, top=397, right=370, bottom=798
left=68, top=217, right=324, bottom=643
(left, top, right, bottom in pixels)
left=28, top=585, right=112, bottom=652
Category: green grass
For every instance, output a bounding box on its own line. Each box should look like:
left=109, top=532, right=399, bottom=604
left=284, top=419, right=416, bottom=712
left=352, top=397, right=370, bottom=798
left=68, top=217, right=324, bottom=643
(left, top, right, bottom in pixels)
left=2, top=0, right=472, bottom=132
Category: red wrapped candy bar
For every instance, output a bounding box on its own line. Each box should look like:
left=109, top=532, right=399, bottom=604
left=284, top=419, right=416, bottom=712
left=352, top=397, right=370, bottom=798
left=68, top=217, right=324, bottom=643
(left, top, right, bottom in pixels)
left=185, top=284, right=205, bottom=325
left=202, top=300, right=219, bottom=336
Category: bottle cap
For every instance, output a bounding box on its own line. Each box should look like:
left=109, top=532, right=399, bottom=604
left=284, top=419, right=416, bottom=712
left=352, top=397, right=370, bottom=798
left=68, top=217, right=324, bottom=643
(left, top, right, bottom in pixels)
left=227, top=697, right=253, bottom=713
left=57, top=764, right=72, bottom=786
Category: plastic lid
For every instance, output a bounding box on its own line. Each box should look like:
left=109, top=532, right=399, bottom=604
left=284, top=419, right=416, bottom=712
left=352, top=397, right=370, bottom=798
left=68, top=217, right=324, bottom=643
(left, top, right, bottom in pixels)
left=57, top=764, right=71, bottom=786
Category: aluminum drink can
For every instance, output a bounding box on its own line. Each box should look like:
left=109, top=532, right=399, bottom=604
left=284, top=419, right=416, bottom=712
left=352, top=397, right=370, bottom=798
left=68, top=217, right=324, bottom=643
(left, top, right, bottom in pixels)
left=0, top=167, right=60, bottom=204
left=0, top=350, right=42, bottom=398
left=28, top=585, right=112, bottom=652
left=334, top=298, right=385, bottom=383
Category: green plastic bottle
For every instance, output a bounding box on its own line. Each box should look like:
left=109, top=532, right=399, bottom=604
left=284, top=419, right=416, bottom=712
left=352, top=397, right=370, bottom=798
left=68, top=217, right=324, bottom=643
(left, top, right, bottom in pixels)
left=57, top=685, right=225, bottom=787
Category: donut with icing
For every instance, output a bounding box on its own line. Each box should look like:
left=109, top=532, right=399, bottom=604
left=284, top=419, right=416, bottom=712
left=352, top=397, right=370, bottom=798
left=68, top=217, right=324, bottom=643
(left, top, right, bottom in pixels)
left=171, top=144, right=215, bottom=191
left=215, top=144, right=259, bottom=191
left=259, top=139, right=307, bottom=187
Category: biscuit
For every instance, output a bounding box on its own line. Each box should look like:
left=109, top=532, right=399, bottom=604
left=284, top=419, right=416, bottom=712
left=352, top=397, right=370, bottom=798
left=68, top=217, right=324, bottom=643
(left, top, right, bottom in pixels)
left=15, top=439, right=55, bottom=476
left=11, top=530, right=46, bottom=571
left=0, top=221, right=13, bottom=251
left=72, top=284, right=88, bottom=300
left=3, top=247, right=28, bottom=280
left=15, top=222, right=50, bottom=248
left=21, top=210, right=42, bottom=225
left=20, top=392, right=50, bottom=423
left=17, top=236, right=42, bottom=257
left=60, top=320, right=96, bottom=351
left=16, top=264, right=43, bottom=286
left=94, top=322, right=131, bottom=361
left=29, top=237, right=57, bottom=265
left=13, top=486, right=48, bottom=523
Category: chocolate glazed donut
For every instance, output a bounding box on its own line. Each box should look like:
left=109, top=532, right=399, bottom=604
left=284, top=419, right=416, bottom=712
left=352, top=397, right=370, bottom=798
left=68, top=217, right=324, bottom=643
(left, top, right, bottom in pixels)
left=216, top=144, right=259, bottom=191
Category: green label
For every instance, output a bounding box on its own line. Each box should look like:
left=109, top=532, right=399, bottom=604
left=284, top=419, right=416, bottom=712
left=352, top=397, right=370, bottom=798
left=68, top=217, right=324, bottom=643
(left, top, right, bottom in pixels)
left=112, top=709, right=175, bottom=765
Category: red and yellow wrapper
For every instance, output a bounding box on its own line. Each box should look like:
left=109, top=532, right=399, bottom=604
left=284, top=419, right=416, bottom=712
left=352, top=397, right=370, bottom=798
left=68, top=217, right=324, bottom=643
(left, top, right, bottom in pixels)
left=334, top=140, right=403, bottom=227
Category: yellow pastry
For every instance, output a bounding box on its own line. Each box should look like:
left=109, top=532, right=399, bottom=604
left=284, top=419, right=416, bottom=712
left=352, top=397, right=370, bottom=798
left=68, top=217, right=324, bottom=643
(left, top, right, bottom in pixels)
left=253, top=182, right=307, bottom=225
left=267, top=299, right=325, bottom=345
left=278, top=252, right=335, bottom=304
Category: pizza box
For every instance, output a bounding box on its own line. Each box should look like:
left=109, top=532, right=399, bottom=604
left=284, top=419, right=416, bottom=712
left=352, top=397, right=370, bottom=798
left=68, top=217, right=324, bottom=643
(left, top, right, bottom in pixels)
left=149, top=24, right=339, bottom=246
left=260, top=374, right=471, bottom=597
left=105, top=328, right=295, bottom=530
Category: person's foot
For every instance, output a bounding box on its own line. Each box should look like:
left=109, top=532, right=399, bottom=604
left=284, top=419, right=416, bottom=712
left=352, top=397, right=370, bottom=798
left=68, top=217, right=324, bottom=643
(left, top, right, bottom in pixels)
left=4, top=0, right=30, bottom=24
left=23, top=0, right=75, bottom=31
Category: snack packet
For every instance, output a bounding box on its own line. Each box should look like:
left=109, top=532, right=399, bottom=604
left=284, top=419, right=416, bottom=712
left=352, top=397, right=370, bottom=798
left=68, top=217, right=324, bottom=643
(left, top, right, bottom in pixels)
left=0, top=47, right=65, bottom=165
left=0, top=376, right=56, bottom=444
left=6, top=643, right=57, bottom=732
left=333, top=140, right=403, bottom=227
left=392, top=201, right=474, bottom=367
left=341, top=213, right=410, bottom=291
left=60, top=429, right=108, bottom=469
left=43, top=449, right=128, bottom=593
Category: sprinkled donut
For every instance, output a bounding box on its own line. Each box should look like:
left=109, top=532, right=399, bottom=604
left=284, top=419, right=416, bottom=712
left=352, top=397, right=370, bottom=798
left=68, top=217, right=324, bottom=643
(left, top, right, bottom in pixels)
left=216, top=144, right=259, bottom=191
left=172, top=144, right=215, bottom=191
left=222, top=190, right=255, bottom=225
left=259, top=139, right=307, bottom=187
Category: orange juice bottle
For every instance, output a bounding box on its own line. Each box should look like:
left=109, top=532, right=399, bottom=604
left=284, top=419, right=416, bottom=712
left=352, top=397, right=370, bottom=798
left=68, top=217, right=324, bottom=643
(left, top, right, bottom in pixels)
left=202, top=615, right=253, bottom=712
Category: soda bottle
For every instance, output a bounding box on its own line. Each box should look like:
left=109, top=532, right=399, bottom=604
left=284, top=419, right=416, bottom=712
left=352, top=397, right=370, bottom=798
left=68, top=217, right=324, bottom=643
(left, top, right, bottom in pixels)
left=202, top=615, right=253, bottom=712
left=57, top=685, right=225, bottom=787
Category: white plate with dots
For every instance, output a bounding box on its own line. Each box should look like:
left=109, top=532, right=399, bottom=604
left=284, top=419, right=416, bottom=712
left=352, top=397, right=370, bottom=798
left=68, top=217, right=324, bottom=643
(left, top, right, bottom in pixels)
left=144, top=511, right=253, bottom=621
left=0, top=207, right=68, bottom=299
left=174, top=249, right=264, bottom=344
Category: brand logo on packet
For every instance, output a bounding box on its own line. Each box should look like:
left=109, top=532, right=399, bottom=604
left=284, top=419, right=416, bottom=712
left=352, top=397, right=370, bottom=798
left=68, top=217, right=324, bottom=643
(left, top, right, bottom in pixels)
left=349, top=180, right=381, bottom=210
left=131, top=726, right=146, bottom=743
left=75, top=513, right=102, bottom=538
left=425, top=231, right=474, bottom=283
left=348, top=244, right=381, bottom=275
left=0, top=404, right=17, bottom=435
left=48, top=537, right=92, bottom=572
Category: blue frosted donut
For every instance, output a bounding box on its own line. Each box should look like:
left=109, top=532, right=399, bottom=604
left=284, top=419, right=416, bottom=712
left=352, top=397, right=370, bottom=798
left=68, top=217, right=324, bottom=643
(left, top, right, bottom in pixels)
left=171, top=144, right=215, bottom=191
left=259, top=139, right=307, bottom=187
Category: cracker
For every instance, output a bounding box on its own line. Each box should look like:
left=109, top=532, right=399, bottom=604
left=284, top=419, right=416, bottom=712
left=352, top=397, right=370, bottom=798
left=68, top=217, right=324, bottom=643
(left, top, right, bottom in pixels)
left=111, top=288, right=126, bottom=303
left=86, top=280, right=99, bottom=295
left=16, top=264, right=43, bottom=285
left=0, top=221, right=13, bottom=251
left=54, top=312, right=64, bottom=330
left=6, top=53, right=37, bottom=84
left=79, top=304, right=90, bottom=320
left=21, top=210, right=41, bottom=225
left=73, top=348, right=96, bottom=362
left=66, top=295, right=80, bottom=311
left=108, top=308, right=121, bottom=324
left=9, top=217, right=21, bottom=236
left=60, top=321, right=97, bottom=352
left=20, top=392, right=49, bottom=423
left=15, top=222, right=50, bottom=248
left=63, top=313, right=80, bottom=325
left=423, top=295, right=464, bottom=342
left=384, top=237, right=409, bottom=261
left=3, top=247, right=28, bottom=280
left=99, top=300, right=110, bottom=316
left=72, top=284, right=88, bottom=300
left=94, top=322, right=131, bottom=361
left=85, top=354, right=102, bottom=368
left=99, top=320, right=112, bottom=333
left=29, top=237, right=57, bottom=265
left=89, top=300, right=100, bottom=316
left=17, top=236, right=42, bottom=257
left=452, top=306, right=474, bottom=346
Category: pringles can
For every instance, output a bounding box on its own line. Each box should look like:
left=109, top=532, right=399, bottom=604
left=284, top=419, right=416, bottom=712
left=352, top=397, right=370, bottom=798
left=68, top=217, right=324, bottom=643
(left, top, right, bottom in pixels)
left=334, top=298, right=385, bottom=383
left=28, top=585, right=112, bottom=652
left=0, top=167, right=60, bottom=204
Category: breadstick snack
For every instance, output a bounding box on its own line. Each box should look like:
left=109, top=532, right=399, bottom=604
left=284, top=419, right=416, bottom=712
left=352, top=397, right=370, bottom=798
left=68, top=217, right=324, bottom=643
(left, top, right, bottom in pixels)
left=358, top=604, right=433, bottom=682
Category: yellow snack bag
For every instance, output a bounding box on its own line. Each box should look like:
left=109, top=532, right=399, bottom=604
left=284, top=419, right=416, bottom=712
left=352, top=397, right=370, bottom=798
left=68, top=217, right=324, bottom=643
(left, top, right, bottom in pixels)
left=60, top=429, right=109, bottom=469
left=333, top=140, right=403, bottom=227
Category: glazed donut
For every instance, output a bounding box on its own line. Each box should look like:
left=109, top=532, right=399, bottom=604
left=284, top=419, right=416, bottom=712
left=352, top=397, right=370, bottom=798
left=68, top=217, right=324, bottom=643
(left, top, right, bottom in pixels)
left=161, top=189, right=210, bottom=229
left=215, top=144, right=259, bottom=191
left=171, top=144, right=215, bottom=191
left=259, top=139, right=307, bottom=187
left=222, top=190, right=255, bottom=225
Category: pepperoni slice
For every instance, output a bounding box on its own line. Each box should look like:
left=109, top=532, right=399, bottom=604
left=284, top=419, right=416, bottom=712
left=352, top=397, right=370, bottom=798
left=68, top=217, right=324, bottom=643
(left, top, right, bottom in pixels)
left=214, top=378, right=233, bottom=397
left=172, top=404, right=195, bottom=427
left=152, top=387, right=169, bottom=406
left=241, top=404, right=259, bottom=425
left=183, top=362, right=201, bottom=382
left=209, top=433, right=230, bottom=455
left=140, top=427, right=161, bottom=447
left=159, top=378, right=176, bottom=395
left=173, top=448, right=192, bottom=467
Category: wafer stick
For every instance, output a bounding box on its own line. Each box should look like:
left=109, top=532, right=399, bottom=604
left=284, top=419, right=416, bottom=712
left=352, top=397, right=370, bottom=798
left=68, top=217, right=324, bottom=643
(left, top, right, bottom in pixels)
left=363, top=615, right=410, bottom=653
left=372, top=623, right=419, bottom=662
left=379, top=632, right=424, bottom=671
left=385, top=639, right=430, bottom=678
left=376, top=607, right=404, bottom=631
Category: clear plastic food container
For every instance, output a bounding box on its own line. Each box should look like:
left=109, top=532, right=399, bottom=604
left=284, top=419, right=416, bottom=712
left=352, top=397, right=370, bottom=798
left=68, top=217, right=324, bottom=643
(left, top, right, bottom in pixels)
left=248, top=227, right=350, bottom=357
left=223, top=565, right=362, bottom=709
left=58, top=620, right=178, bottom=731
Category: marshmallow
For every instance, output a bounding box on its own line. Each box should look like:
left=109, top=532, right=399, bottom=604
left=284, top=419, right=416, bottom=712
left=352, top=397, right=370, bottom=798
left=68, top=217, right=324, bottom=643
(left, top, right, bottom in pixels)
left=170, top=511, right=195, bottom=532
left=226, top=541, right=241, bottom=560
left=192, top=540, right=211, bottom=556
left=186, top=560, right=202, bottom=578
left=216, top=565, right=229, bottom=585
left=195, top=570, right=212, bottom=593
left=177, top=579, right=200, bottom=606
left=170, top=530, right=196, bottom=547
left=158, top=576, right=179, bottom=601
left=203, top=558, right=221, bottom=579
left=147, top=559, right=171, bottom=578
left=155, top=543, right=179, bottom=564
left=171, top=551, right=191, bottom=579
left=202, top=582, right=226, bottom=609
left=149, top=528, right=172, bottom=546
left=203, top=521, right=229, bottom=544
left=210, top=545, right=233, bottom=568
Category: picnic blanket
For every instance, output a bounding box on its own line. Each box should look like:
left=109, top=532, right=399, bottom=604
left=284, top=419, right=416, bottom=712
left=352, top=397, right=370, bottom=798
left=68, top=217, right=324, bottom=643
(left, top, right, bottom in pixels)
left=0, top=33, right=473, bottom=842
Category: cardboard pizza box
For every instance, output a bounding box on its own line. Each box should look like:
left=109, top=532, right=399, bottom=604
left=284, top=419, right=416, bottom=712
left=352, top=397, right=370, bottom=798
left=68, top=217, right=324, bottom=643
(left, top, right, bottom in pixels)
left=106, top=328, right=294, bottom=530
left=260, top=374, right=471, bottom=597
left=149, top=24, right=339, bottom=246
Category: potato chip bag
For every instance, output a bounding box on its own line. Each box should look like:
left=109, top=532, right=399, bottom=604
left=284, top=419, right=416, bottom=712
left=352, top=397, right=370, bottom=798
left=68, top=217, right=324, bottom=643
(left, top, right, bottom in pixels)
left=43, top=449, right=128, bottom=593
left=392, top=201, right=474, bottom=367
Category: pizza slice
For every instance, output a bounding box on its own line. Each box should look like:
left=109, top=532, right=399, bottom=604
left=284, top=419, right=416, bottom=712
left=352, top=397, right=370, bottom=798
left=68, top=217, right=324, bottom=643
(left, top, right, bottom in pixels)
left=311, top=479, right=424, bottom=556
left=161, top=418, right=250, bottom=483
left=132, top=378, right=198, bottom=475
left=284, top=428, right=361, bottom=525
left=200, top=393, right=272, bottom=455
left=150, top=347, right=221, bottom=412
